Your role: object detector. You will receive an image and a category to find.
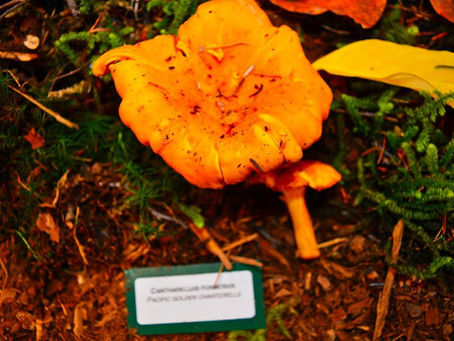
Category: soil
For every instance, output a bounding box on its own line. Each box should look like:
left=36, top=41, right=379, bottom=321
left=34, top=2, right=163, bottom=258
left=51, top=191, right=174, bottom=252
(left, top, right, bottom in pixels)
left=1, top=1, right=453, bottom=340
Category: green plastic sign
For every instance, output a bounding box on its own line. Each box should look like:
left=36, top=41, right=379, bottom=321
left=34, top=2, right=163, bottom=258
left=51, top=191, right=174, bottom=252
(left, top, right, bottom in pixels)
left=125, top=262, right=266, bottom=335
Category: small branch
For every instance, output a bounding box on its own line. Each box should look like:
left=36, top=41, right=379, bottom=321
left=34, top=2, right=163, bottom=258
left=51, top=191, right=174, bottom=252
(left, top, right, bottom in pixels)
left=0, top=0, right=25, bottom=11
left=222, top=233, right=258, bottom=252
left=229, top=255, right=262, bottom=267
left=8, top=85, right=79, bottom=129
left=373, top=219, right=404, bottom=341
left=73, top=207, right=88, bottom=265
left=318, top=237, right=349, bottom=249
left=188, top=222, right=232, bottom=270
left=0, top=0, right=26, bottom=19
left=148, top=207, right=188, bottom=229
left=50, top=62, right=90, bottom=83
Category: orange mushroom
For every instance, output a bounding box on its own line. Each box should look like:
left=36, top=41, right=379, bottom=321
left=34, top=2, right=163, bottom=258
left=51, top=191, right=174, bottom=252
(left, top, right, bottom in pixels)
left=92, top=0, right=334, bottom=265
left=92, top=0, right=332, bottom=190
left=252, top=160, right=341, bottom=259
left=268, top=0, right=386, bottom=29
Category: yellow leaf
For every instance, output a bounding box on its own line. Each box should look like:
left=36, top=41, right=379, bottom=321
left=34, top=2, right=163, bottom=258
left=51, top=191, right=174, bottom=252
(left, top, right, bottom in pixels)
left=313, top=39, right=454, bottom=104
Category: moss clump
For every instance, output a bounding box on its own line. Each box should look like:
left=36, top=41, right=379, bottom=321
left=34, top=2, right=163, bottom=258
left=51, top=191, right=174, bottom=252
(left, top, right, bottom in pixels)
left=336, top=90, right=454, bottom=278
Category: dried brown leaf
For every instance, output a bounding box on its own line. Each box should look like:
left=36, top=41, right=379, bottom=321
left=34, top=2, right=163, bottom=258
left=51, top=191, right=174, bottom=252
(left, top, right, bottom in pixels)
left=0, top=287, right=17, bottom=306
left=36, top=213, right=60, bottom=243
left=269, top=0, right=386, bottom=28
left=430, top=0, right=454, bottom=23
left=24, top=128, right=45, bottom=149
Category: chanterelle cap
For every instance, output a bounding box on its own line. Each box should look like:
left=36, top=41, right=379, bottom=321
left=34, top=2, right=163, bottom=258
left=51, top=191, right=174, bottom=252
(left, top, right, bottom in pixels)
left=92, top=0, right=332, bottom=189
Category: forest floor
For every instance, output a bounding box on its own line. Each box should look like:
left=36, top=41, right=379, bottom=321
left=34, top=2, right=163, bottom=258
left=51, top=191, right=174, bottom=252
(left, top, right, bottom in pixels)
left=1, top=0, right=453, bottom=340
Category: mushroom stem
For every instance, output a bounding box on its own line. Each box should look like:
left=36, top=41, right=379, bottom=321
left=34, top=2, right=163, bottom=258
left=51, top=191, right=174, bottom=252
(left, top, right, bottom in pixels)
left=282, top=187, right=320, bottom=259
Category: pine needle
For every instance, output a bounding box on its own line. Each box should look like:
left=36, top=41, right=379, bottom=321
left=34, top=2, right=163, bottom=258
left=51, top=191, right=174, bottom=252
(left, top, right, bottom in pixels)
left=222, top=233, right=259, bottom=252
left=8, top=85, right=79, bottom=129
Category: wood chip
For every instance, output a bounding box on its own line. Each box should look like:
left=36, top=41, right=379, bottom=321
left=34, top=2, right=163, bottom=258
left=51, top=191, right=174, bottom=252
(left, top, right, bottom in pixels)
left=373, top=219, right=404, bottom=341
left=406, top=321, right=415, bottom=341
left=24, top=34, right=40, bottom=50
left=35, top=319, right=43, bottom=341
left=326, top=329, right=336, bottom=341
left=304, top=272, right=312, bottom=291
left=349, top=235, right=367, bottom=254
left=330, top=307, right=347, bottom=323
left=73, top=302, right=87, bottom=337
left=0, top=51, right=38, bottom=61
left=36, top=213, right=60, bottom=243
left=274, top=288, right=292, bottom=298
left=320, top=259, right=355, bottom=279
left=258, top=237, right=291, bottom=270
left=347, top=297, right=374, bottom=317
left=316, top=274, right=332, bottom=291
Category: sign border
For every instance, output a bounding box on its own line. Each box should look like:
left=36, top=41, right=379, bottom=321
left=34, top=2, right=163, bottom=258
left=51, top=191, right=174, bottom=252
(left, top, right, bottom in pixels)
left=125, top=262, right=266, bottom=335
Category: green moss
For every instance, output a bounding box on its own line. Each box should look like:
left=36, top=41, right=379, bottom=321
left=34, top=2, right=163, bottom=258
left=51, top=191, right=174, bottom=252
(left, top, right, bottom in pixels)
left=339, top=90, right=454, bottom=278
left=228, top=303, right=292, bottom=341
left=146, top=0, right=200, bottom=34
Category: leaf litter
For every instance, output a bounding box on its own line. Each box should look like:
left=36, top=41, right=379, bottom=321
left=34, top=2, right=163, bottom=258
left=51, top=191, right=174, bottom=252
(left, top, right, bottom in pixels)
left=1, top=0, right=454, bottom=340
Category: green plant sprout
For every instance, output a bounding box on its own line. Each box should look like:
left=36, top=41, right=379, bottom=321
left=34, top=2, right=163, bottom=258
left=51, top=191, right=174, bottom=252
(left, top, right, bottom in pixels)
left=178, top=203, right=205, bottom=228
left=228, top=303, right=293, bottom=341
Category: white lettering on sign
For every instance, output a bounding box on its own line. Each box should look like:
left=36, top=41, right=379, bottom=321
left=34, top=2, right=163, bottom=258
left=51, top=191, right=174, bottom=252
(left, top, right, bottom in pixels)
left=134, top=270, right=255, bottom=325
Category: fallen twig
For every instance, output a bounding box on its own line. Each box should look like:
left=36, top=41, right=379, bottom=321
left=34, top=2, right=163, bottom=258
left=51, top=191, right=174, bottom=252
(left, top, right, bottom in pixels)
left=188, top=222, right=232, bottom=270
left=148, top=207, right=188, bottom=229
left=8, top=85, right=79, bottom=129
left=373, top=219, right=404, bottom=341
left=40, top=169, right=70, bottom=208
left=0, top=0, right=26, bottom=19
left=73, top=206, right=88, bottom=265
left=318, top=237, right=349, bottom=249
left=222, top=233, right=258, bottom=252
left=229, top=255, right=262, bottom=267
left=0, top=0, right=26, bottom=11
